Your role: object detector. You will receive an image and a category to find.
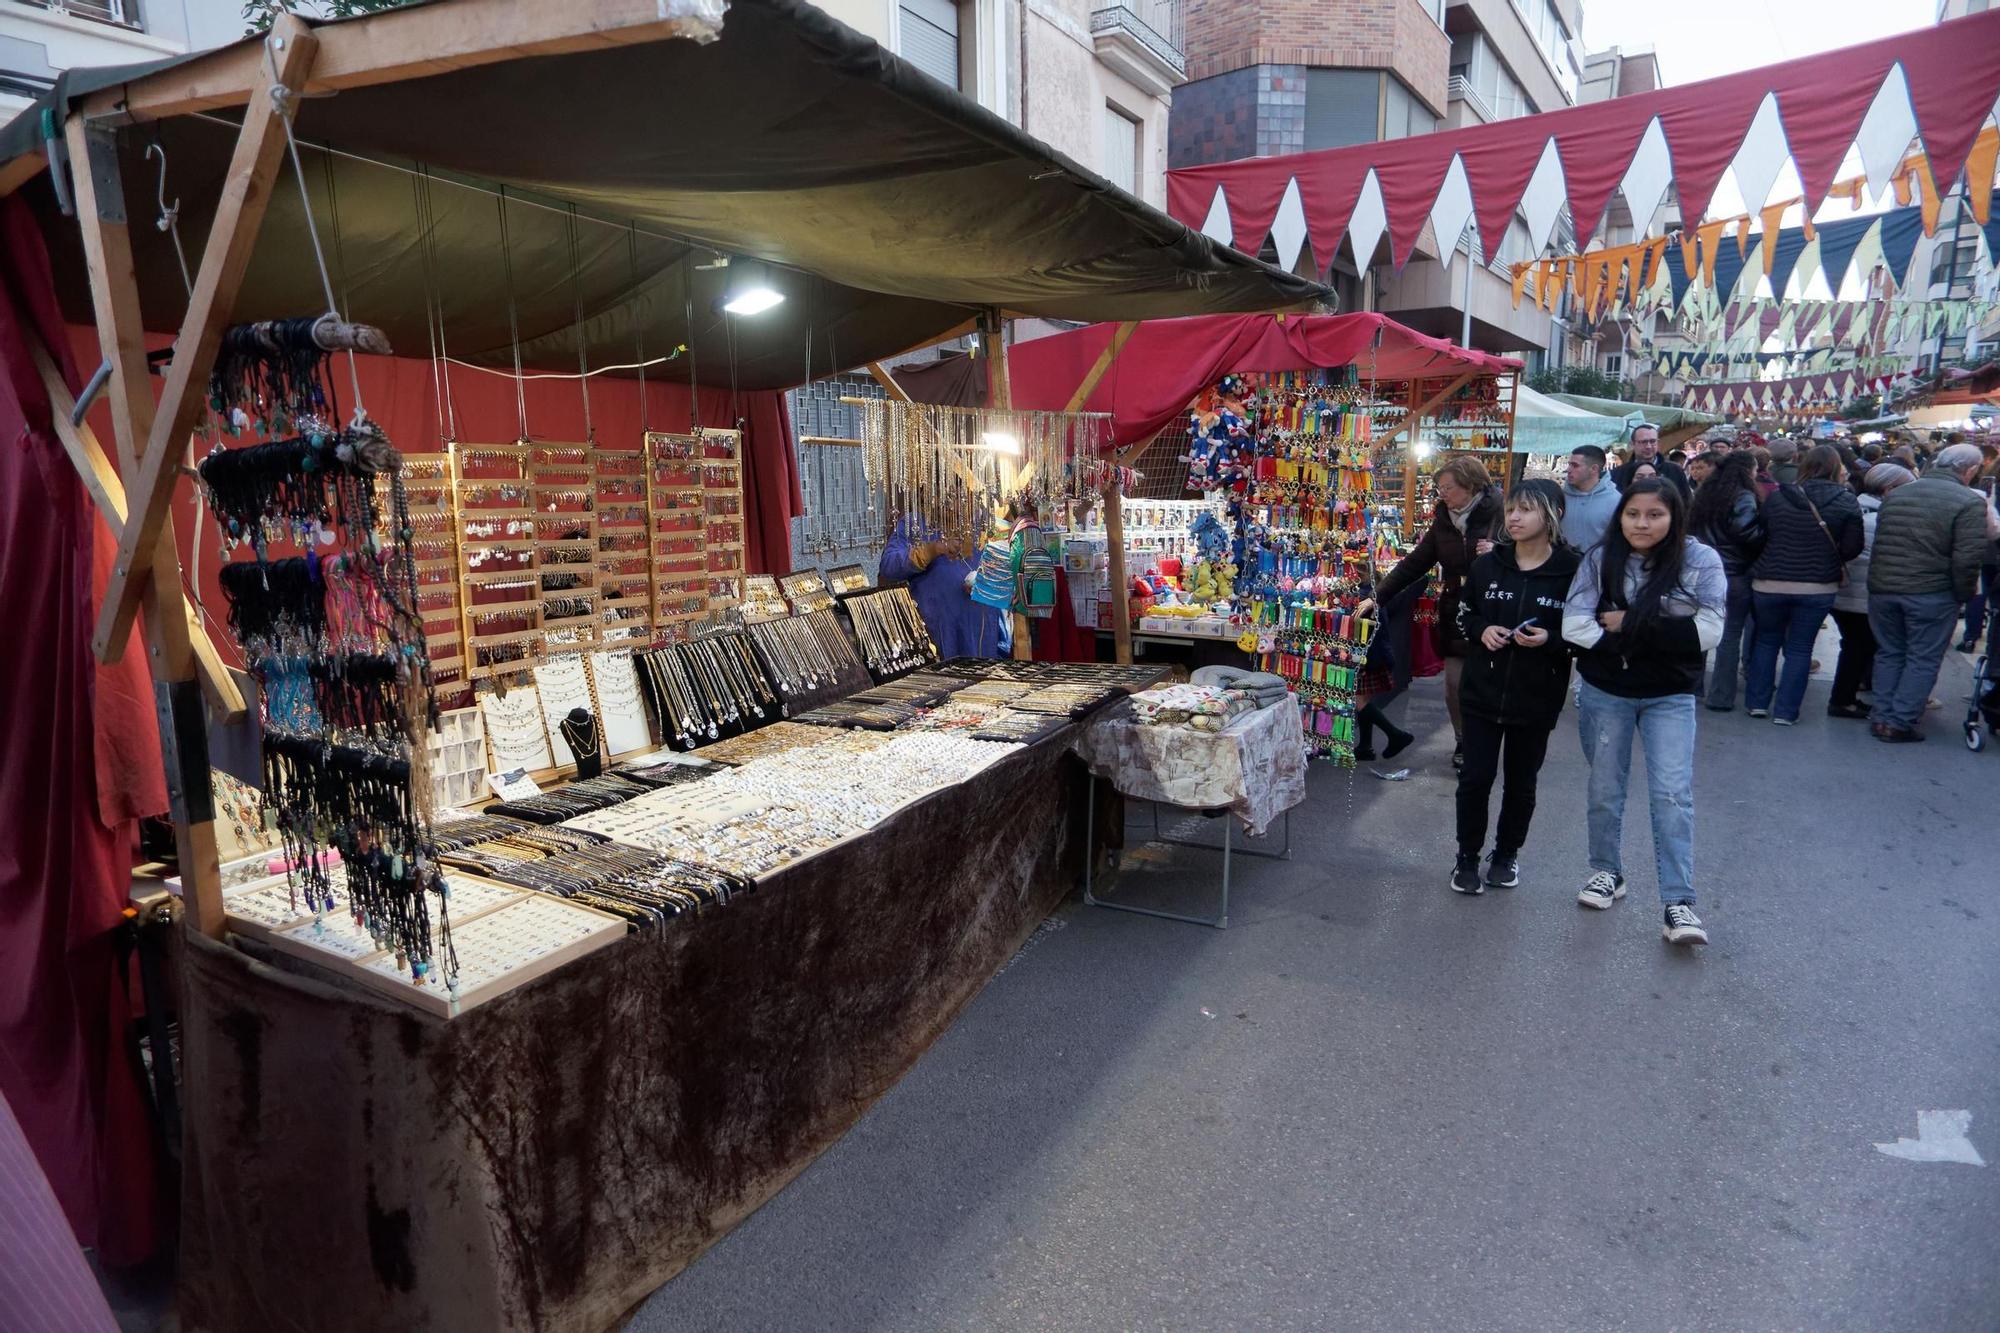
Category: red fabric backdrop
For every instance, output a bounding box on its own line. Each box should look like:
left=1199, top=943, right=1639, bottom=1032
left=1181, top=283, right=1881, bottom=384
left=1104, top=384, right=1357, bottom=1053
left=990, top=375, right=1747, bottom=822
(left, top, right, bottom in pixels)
left=0, top=197, right=164, bottom=1264
left=58, top=341, right=805, bottom=673
left=1009, top=313, right=1519, bottom=447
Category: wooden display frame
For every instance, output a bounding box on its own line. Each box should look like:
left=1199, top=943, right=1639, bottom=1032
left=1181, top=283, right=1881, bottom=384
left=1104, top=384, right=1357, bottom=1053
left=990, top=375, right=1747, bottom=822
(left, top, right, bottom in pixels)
left=400, top=451, right=469, bottom=708
left=593, top=443, right=653, bottom=643
left=531, top=442, right=602, bottom=653
left=644, top=428, right=741, bottom=635
left=450, top=442, right=541, bottom=680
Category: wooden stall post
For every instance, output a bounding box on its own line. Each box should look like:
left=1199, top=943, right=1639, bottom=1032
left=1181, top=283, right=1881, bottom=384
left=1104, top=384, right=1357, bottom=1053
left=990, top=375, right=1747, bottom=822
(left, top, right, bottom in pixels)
left=63, top=16, right=319, bottom=939
left=1103, top=432, right=1157, bottom=667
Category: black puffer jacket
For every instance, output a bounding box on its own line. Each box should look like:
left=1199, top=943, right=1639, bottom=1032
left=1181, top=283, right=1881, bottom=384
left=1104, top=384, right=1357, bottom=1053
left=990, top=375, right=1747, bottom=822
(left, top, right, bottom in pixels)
left=1455, top=543, right=1583, bottom=728
left=1374, top=486, right=1504, bottom=656
left=1693, top=488, right=1765, bottom=575
left=1750, top=480, right=1864, bottom=586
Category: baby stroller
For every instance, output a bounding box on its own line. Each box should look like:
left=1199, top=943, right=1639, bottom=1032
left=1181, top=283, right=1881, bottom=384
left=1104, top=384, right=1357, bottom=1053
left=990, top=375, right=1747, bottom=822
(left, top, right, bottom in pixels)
left=1968, top=601, right=2000, bottom=752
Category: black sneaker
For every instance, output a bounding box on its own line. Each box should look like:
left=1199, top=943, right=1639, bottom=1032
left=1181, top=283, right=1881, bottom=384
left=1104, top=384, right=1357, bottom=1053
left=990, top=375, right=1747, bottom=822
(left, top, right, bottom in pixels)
left=1577, top=870, right=1626, bottom=909
left=1484, top=853, right=1520, bottom=888
left=1663, top=903, right=1708, bottom=945
left=1449, top=854, right=1484, bottom=895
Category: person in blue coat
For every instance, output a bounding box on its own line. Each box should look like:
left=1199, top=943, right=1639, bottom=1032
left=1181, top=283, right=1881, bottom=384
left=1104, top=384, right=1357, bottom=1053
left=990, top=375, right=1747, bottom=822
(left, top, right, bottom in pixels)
left=878, top=519, right=1007, bottom=658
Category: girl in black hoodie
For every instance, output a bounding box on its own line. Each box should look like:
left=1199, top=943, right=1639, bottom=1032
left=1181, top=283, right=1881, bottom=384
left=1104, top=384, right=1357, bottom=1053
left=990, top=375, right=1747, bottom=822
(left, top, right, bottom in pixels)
left=1448, top=480, right=1582, bottom=894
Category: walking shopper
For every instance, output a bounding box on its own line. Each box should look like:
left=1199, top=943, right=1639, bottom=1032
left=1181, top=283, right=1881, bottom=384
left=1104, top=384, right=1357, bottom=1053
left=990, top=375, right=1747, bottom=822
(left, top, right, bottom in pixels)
left=1689, top=450, right=1766, bottom=711
left=1744, top=445, right=1864, bottom=725
left=1954, top=478, right=1999, bottom=652
left=1358, top=454, right=1502, bottom=772
left=1562, top=479, right=1727, bottom=946
left=1449, top=481, right=1580, bottom=895
left=1353, top=584, right=1417, bottom=762
left=1560, top=446, right=1620, bottom=551
left=1868, top=442, right=1991, bottom=741
left=1611, top=424, right=1690, bottom=495
left=1828, top=463, right=1916, bottom=719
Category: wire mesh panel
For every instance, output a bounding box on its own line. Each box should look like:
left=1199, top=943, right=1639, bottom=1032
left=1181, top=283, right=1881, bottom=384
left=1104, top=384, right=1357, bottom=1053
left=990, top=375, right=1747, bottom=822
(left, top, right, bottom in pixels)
left=1125, top=424, right=1193, bottom=499
left=788, top=375, right=889, bottom=580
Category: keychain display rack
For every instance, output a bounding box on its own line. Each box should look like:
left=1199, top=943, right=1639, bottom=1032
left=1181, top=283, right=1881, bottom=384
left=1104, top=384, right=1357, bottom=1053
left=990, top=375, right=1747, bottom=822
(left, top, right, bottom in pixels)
left=593, top=444, right=652, bottom=643
left=532, top=443, right=601, bottom=653
left=452, top=443, right=541, bottom=680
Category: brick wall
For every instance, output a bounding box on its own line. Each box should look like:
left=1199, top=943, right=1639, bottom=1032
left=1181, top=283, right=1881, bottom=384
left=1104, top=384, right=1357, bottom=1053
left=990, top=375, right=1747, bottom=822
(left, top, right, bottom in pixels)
left=1180, top=0, right=1448, bottom=116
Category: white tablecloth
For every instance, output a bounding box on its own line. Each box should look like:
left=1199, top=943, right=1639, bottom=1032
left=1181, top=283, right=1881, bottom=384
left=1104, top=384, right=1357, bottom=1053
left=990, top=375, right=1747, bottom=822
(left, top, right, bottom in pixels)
left=1071, top=696, right=1307, bottom=837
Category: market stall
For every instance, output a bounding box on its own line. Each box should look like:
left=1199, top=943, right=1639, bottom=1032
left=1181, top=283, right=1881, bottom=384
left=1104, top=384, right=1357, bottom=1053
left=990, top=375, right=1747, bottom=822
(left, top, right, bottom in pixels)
left=0, top=0, right=1320, bottom=1325
left=1009, top=312, right=1517, bottom=762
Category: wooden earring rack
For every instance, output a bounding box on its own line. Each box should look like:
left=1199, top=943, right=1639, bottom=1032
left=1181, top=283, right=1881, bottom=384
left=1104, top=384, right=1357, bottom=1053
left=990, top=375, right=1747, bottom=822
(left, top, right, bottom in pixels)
left=593, top=443, right=652, bottom=643
left=531, top=442, right=601, bottom=652
left=451, top=442, right=541, bottom=680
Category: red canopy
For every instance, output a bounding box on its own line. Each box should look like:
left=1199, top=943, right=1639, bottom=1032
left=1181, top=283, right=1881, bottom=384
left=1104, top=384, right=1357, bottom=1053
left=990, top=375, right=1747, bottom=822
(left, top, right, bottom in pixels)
left=1008, top=313, right=1519, bottom=448
left=1166, top=9, right=2000, bottom=275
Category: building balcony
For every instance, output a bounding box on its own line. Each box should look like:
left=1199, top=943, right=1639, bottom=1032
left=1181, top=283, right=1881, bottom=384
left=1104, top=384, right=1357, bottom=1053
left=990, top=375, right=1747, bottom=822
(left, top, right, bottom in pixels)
left=1446, top=74, right=1494, bottom=123
left=15, top=0, right=142, bottom=30
left=1090, top=0, right=1185, bottom=98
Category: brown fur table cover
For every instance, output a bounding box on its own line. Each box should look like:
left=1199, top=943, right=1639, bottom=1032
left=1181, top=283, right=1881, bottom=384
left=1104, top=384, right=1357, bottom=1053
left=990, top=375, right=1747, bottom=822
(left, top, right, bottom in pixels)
left=177, top=735, right=1086, bottom=1332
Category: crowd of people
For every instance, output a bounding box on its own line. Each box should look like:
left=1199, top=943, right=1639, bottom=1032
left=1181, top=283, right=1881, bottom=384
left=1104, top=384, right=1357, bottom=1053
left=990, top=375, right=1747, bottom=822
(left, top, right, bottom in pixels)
left=1359, top=423, right=2000, bottom=950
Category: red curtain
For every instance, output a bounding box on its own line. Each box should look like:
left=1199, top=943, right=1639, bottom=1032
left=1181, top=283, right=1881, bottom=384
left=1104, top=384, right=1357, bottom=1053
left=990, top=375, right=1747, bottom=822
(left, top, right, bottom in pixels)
left=0, top=197, right=163, bottom=1263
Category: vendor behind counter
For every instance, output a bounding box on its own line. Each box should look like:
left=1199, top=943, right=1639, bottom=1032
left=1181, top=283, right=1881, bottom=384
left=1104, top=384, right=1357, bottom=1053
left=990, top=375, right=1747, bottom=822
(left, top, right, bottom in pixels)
left=880, top=519, right=1009, bottom=658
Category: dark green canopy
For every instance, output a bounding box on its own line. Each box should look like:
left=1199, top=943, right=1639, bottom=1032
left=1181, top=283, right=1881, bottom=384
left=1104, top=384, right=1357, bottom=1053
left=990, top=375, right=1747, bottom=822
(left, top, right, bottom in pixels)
left=2, top=0, right=1324, bottom=388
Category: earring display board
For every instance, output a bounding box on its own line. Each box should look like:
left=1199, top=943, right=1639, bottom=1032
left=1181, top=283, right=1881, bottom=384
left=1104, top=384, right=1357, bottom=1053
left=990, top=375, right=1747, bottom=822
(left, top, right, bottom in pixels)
left=479, top=683, right=556, bottom=773
left=779, top=570, right=835, bottom=616
left=427, top=706, right=489, bottom=809
left=587, top=648, right=655, bottom=755
left=645, top=431, right=712, bottom=636
left=532, top=655, right=599, bottom=752
left=453, top=443, right=541, bottom=679
left=533, top=443, right=600, bottom=653
left=738, top=575, right=789, bottom=622
left=594, top=444, right=652, bottom=642
left=700, top=429, right=747, bottom=613
left=402, top=451, right=468, bottom=708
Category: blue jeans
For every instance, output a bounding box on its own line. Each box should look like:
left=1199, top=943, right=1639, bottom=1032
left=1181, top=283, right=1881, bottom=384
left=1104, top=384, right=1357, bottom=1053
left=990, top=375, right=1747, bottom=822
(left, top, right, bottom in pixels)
left=1577, top=682, right=1698, bottom=905
left=1869, top=591, right=1961, bottom=731
left=1704, top=571, right=1754, bottom=708
left=1744, top=590, right=1836, bottom=721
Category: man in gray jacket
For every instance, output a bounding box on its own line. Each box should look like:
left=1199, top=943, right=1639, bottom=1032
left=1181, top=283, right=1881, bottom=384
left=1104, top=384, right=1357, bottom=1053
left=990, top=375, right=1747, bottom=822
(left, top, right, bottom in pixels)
left=1866, top=443, right=1990, bottom=741
left=1561, top=446, right=1621, bottom=551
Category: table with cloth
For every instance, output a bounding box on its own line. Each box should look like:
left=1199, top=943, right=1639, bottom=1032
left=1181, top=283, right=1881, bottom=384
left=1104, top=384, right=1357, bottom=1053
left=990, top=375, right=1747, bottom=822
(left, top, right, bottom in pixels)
left=1070, top=696, right=1307, bottom=926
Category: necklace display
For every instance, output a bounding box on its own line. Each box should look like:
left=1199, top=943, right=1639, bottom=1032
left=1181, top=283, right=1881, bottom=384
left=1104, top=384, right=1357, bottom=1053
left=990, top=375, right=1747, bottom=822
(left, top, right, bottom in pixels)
left=858, top=400, right=1111, bottom=543
left=633, top=628, right=784, bottom=751
left=479, top=686, right=556, bottom=771
left=586, top=650, right=653, bottom=754
left=198, top=403, right=455, bottom=988
left=845, top=586, right=937, bottom=678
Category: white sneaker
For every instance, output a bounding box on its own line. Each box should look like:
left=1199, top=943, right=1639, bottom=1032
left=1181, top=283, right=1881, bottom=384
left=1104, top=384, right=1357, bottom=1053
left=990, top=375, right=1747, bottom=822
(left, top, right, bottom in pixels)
left=1577, top=871, right=1626, bottom=909
left=1747, top=707, right=1770, bottom=718
left=1663, top=903, right=1709, bottom=945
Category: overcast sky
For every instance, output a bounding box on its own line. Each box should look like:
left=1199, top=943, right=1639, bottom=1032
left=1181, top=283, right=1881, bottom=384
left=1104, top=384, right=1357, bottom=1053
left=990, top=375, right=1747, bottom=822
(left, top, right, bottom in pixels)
left=1582, top=0, right=1939, bottom=85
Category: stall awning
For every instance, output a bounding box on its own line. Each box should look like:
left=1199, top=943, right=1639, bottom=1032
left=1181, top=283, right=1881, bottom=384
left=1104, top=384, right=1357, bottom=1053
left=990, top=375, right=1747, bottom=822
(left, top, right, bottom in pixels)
left=0, top=0, right=1325, bottom=390
left=1007, top=313, right=1519, bottom=448
left=1164, top=10, right=2000, bottom=276
left=1512, top=384, right=1638, bottom=453
left=1549, top=392, right=1718, bottom=446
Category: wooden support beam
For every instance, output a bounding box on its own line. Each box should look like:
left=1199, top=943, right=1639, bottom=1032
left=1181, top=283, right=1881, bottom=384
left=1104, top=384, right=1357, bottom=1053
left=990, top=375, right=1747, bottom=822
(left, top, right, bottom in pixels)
left=1102, top=428, right=1162, bottom=667
left=1061, top=320, right=1137, bottom=414
left=94, top=18, right=320, bottom=665
left=30, top=338, right=247, bottom=723
left=0, top=149, right=46, bottom=200
left=79, top=0, right=720, bottom=124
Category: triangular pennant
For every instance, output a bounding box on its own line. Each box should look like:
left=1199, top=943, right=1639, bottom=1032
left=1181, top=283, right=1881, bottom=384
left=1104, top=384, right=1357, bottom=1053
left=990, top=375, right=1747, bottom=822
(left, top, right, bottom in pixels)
left=1849, top=221, right=1886, bottom=296
left=1730, top=94, right=1793, bottom=216
left=1464, top=134, right=1552, bottom=261
left=1426, top=156, right=1477, bottom=262
left=1967, top=127, right=1999, bottom=224
left=1554, top=107, right=1659, bottom=243
left=1270, top=177, right=1309, bottom=273
left=1877, top=205, right=1925, bottom=289
left=1765, top=226, right=1812, bottom=300
left=1905, top=26, right=2000, bottom=206
left=1198, top=186, right=1233, bottom=246
left=1815, top=210, right=1874, bottom=292
left=1618, top=119, right=1675, bottom=235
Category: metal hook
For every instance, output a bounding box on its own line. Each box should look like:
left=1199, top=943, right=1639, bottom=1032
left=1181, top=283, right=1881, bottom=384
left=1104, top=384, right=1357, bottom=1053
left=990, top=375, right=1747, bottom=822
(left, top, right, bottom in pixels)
left=142, top=142, right=179, bottom=234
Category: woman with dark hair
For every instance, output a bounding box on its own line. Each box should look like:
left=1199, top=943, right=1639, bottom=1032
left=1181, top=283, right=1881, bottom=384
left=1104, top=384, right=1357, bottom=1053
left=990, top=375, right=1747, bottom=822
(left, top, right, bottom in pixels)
left=1356, top=453, right=1503, bottom=771
left=1743, top=444, right=1864, bottom=725
left=1689, top=450, right=1765, bottom=711
left=1563, top=479, right=1728, bottom=946
left=1448, top=480, right=1581, bottom=894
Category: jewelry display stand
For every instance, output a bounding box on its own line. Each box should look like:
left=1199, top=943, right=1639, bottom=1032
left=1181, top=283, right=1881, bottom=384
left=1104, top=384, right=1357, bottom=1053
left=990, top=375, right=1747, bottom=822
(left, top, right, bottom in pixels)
left=587, top=648, right=655, bottom=755
left=452, top=443, right=540, bottom=680
left=779, top=570, right=835, bottom=615
left=594, top=444, right=652, bottom=642
left=700, top=429, right=746, bottom=614
left=479, top=684, right=556, bottom=772
left=745, top=607, right=873, bottom=714
left=402, top=451, right=468, bottom=709
left=426, top=706, right=488, bottom=809
left=645, top=431, right=714, bottom=638
left=532, top=443, right=600, bottom=652
left=532, top=655, right=598, bottom=755
left=738, top=574, right=789, bottom=622
left=844, top=585, right=939, bottom=681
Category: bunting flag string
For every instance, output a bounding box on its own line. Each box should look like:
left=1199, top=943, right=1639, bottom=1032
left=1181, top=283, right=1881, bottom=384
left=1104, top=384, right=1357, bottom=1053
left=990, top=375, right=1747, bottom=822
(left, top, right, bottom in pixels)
left=1683, top=371, right=1899, bottom=416
left=1169, top=10, right=2000, bottom=280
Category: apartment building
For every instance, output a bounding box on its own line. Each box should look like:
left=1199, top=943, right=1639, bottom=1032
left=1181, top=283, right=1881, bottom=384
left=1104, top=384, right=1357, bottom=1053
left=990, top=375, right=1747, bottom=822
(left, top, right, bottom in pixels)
left=1167, top=0, right=1588, bottom=358
left=2, top=0, right=239, bottom=124
left=816, top=0, right=1187, bottom=208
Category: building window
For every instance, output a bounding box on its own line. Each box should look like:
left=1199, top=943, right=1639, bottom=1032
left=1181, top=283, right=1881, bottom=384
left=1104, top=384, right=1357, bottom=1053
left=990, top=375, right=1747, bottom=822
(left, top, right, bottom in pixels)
left=1102, top=104, right=1139, bottom=195
left=1305, top=70, right=1381, bottom=150
left=899, top=0, right=962, bottom=91
left=20, top=0, right=143, bottom=29
left=1602, top=353, right=1623, bottom=377
left=1382, top=75, right=1439, bottom=141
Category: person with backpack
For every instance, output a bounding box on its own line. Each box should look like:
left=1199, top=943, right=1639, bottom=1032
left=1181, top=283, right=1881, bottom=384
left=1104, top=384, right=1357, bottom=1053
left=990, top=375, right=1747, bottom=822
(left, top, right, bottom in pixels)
left=1743, top=445, right=1864, bottom=725
left=1448, top=480, right=1581, bottom=895
left=1563, top=479, right=1728, bottom=947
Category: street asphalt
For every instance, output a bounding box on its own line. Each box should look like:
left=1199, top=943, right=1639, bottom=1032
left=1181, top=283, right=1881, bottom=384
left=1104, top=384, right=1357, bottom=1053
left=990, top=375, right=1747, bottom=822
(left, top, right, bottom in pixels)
left=635, top=646, right=1998, bottom=1332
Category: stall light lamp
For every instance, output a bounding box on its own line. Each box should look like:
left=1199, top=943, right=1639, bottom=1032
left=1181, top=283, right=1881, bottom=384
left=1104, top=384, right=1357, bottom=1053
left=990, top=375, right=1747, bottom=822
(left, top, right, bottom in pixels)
left=1414, top=439, right=1438, bottom=460
left=978, top=431, right=1022, bottom=454
left=721, top=286, right=786, bottom=316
